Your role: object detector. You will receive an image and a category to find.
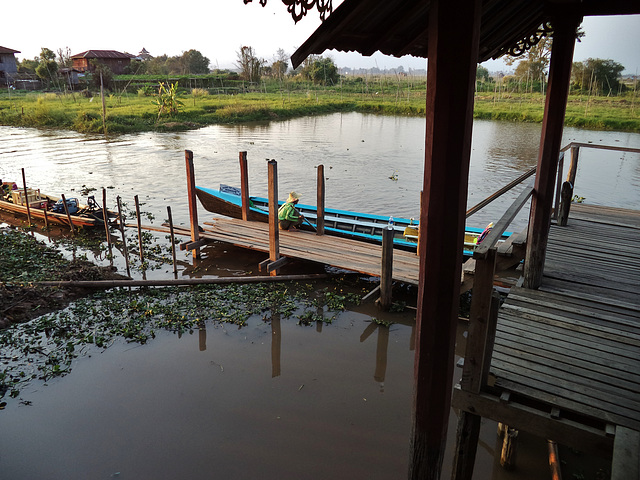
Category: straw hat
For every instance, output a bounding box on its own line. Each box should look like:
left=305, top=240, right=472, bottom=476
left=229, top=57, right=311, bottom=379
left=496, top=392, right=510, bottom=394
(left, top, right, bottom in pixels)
left=287, top=191, right=301, bottom=203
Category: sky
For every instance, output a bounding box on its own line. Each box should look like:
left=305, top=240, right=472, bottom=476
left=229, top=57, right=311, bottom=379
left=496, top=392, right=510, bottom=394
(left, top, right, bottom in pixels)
left=4, top=1, right=640, bottom=75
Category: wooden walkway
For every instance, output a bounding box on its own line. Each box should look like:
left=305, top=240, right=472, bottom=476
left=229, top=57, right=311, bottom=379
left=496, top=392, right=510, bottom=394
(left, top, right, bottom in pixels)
left=454, top=204, right=640, bottom=464
left=200, top=218, right=422, bottom=284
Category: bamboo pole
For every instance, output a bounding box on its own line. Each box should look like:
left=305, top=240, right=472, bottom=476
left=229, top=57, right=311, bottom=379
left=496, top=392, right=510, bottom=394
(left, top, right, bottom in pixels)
left=21, top=168, right=32, bottom=227
left=167, top=206, right=178, bottom=277
left=134, top=195, right=145, bottom=268
left=36, top=273, right=332, bottom=288
left=60, top=194, right=76, bottom=236
left=116, top=196, right=131, bottom=278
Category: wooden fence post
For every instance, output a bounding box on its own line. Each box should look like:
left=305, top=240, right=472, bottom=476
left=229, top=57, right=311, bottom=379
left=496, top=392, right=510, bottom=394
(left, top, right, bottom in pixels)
left=239, top=151, right=250, bottom=221
left=185, top=149, right=201, bottom=259
left=267, top=159, right=280, bottom=276
left=316, top=164, right=325, bottom=235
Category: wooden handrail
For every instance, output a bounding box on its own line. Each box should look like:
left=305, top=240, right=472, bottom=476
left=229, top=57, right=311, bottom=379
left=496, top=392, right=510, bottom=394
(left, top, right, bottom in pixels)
left=474, top=180, right=535, bottom=259
left=466, top=166, right=537, bottom=219
left=560, top=142, right=640, bottom=155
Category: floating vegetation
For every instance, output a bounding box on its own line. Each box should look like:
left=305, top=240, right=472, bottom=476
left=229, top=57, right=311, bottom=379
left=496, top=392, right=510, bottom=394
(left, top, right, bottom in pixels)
left=0, top=281, right=363, bottom=400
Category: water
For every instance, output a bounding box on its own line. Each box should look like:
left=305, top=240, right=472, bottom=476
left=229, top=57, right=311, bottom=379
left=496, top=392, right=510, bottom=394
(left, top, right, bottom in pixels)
left=0, top=115, right=638, bottom=479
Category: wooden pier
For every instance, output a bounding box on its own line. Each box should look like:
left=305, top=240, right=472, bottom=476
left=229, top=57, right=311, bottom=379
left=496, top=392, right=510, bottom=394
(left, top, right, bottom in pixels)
left=453, top=203, right=640, bottom=478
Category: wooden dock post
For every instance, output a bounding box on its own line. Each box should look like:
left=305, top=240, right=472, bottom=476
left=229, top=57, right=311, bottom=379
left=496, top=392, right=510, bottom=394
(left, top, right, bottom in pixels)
left=185, top=150, right=201, bottom=259
left=316, top=164, right=325, bottom=235
left=134, top=195, right=145, bottom=268
left=102, top=188, right=112, bottom=259
left=60, top=194, right=76, bottom=236
left=567, top=145, right=580, bottom=186
left=239, top=151, right=250, bottom=221
left=378, top=226, right=394, bottom=309
left=267, top=159, right=280, bottom=276
left=116, top=196, right=131, bottom=278
left=21, top=168, right=32, bottom=227
left=167, top=206, right=178, bottom=278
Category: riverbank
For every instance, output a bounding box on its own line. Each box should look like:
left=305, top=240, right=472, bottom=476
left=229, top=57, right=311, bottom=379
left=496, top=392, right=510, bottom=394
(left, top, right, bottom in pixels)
left=0, top=87, right=638, bottom=134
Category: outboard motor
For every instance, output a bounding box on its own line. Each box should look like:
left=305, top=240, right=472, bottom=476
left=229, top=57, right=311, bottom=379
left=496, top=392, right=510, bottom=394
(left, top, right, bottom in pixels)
left=52, top=197, right=80, bottom=215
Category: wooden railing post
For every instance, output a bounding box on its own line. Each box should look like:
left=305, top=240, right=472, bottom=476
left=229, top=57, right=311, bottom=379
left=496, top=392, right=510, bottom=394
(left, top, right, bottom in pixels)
left=185, top=150, right=201, bottom=259
left=316, top=164, right=325, bottom=235
left=567, top=145, right=579, bottom=186
left=552, top=152, right=564, bottom=221
left=239, top=151, right=250, bottom=221
left=558, top=181, right=573, bottom=226
left=267, top=159, right=280, bottom=276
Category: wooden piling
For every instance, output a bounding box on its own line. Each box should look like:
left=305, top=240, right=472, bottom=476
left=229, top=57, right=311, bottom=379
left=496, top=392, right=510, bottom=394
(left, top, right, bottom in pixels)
left=567, top=145, right=580, bottom=185
left=185, top=149, right=201, bottom=259
left=378, top=226, right=394, bottom=309
left=500, top=427, right=519, bottom=469
left=267, top=159, right=280, bottom=276
left=60, top=194, right=76, bottom=236
left=134, top=195, right=145, bottom=268
left=239, top=151, right=250, bottom=221
left=102, top=188, right=112, bottom=257
left=116, top=196, right=131, bottom=278
left=21, top=168, right=32, bottom=227
left=167, top=206, right=178, bottom=277
left=316, top=164, right=325, bottom=235
left=558, top=181, right=573, bottom=226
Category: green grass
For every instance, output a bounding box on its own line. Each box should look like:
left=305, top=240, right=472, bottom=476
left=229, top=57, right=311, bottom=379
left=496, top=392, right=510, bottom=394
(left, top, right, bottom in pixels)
left=0, top=78, right=638, bottom=134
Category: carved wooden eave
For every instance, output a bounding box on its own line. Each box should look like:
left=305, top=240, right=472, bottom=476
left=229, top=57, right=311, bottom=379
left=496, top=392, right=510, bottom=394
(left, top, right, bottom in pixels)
left=243, top=0, right=333, bottom=22
left=288, top=0, right=640, bottom=68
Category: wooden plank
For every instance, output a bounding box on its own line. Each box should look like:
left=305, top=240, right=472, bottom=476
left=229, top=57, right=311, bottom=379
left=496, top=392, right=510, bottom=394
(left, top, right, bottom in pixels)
left=612, top=427, right=640, bottom=480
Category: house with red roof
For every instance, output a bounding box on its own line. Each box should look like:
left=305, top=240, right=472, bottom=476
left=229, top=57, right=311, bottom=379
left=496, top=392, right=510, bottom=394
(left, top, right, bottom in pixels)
left=71, top=50, right=135, bottom=74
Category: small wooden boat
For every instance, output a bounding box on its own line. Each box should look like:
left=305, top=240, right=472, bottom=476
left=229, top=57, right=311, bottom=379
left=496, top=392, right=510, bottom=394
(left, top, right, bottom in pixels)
left=0, top=184, right=117, bottom=229
left=195, top=185, right=510, bottom=255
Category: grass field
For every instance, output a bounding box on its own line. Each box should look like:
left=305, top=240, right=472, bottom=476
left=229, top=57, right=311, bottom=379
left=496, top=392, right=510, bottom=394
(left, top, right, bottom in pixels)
left=0, top=78, right=638, bottom=134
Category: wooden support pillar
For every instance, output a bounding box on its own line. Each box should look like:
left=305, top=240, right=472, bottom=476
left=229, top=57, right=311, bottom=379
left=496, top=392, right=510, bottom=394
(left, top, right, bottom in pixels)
left=239, top=151, right=250, bottom=221
left=378, top=226, right=394, bottom=310
left=267, top=159, right=280, bottom=276
left=524, top=15, right=581, bottom=289
left=185, top=149, right=201, bottom=259
left=410, top=0, right=481, bottom=478
left=316, top=164, right=325, bottom=235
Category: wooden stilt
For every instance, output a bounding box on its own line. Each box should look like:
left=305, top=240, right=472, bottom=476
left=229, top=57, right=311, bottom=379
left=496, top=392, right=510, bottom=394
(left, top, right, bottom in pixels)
left=378, top=226, right=394, bottom=310
left=134, top=195, right=145, bottom=269
left=102, top=188, right=112, bottom=260
left=60, top=194, right=76, bottom=236
left=21, top=168, right=32, bottom=227
left=167, top=206, right=178, bottom=278
left=410, top=0, right=482, bottom=478
left=267, top=159, right=280, bottom=276
left=500, top=427, right=519, bottom=469
left=239, top=151, right=250, bottom=221
left=316, top=164, right=325, bottom=235
left=524, top=15, right=581, bottom=289
left=185, top=149, right=201, bottom=259
left=116, top=196, right=131, bottom=278
left=452, top=411, right=482, bottom=480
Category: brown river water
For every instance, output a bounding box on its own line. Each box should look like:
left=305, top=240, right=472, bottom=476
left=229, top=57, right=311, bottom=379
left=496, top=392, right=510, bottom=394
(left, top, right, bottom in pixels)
left=0, top=115, right=638, bottom=479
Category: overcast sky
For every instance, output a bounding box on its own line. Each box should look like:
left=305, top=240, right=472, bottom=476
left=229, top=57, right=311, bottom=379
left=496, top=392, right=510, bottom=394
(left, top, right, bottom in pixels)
left=5, top=1, right=640, bottom=74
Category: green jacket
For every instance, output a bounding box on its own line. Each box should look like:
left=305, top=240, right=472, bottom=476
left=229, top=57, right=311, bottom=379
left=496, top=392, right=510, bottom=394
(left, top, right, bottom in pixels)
left=278, top=202, right=299, bottom=222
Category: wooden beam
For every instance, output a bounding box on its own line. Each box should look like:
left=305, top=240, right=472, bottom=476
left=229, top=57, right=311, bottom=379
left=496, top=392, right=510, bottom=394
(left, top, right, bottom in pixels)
left=179, top=239, right=207, bottom=251
left=410, top=0, right=482, bottom=478
left=524, top=14, right=581, bottom=289
left=612, top=427, right=640, bottom=480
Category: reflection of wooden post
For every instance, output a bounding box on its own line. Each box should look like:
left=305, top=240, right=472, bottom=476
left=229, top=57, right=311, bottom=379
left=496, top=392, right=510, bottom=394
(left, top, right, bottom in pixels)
left=185, top=150, right=201, bottom=259
left=21, top=168, right=32, bottom=227
left=116, top=196, right=131, bottom=278
left=167, top=206, right=178, bottom=278
left=271, top=314, right=281, bottom=377
left=374, top=325, right=389, bottom=384
left=378, top=226, right=394, bottom=309
left=267, top=160, right=280, bottom=276
left=239, top=151, right=250, bottom=221
left=316, top=164, right=325, bottom=235
left=199, top=323, right=206, bottom=351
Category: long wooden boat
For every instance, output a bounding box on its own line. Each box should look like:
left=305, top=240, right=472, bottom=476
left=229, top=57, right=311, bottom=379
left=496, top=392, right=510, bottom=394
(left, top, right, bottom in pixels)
left=0, top=185, right=117, bottom=229
left=195, top=185, right=509, bottom=255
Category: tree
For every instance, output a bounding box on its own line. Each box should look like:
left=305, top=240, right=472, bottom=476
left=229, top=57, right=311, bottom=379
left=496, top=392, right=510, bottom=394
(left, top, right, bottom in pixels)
left=271, top=48, right=289, bottom=80
left=57, top=47, right=73, bottom=69
left=18, top=57, right=40, bottom=74
left=476, top=66, right=490, bottom=83
left=181, top=49, right=210, bottom=74
left=572, top=58, right=625, bottom=95
left=236, top=46, right=264, bottom=83
left=35, top=48, right=58, bottom=86
left=88, top=60, right=113, bottom=90
left=302, top=56, right=339, bottom=85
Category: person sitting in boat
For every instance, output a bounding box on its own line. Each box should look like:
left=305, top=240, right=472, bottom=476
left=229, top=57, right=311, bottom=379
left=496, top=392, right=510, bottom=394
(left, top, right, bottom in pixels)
left=278, top=191, right=304, bottom=230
